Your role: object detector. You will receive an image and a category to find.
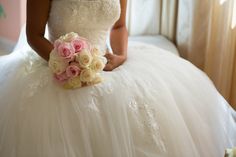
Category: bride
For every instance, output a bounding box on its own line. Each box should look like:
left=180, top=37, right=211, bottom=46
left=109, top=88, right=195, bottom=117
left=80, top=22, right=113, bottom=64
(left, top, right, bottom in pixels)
left=0, top=0, right=235, bottom=156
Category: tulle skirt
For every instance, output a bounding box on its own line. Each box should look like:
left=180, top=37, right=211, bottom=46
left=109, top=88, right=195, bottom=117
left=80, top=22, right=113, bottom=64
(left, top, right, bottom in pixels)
left=0, top=41, right=235, bottom=157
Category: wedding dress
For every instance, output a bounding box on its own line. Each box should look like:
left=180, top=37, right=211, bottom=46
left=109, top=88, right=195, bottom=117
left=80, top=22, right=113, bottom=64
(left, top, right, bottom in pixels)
left=0, top=0, right=236, bottom=157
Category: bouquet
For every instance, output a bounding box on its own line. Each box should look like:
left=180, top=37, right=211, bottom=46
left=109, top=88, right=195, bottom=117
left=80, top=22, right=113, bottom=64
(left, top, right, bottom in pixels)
left=48, top=32, right=107, bottom=89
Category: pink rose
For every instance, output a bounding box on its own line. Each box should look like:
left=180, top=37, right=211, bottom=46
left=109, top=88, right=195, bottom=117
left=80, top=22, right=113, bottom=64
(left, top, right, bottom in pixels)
left=66, top=63, right=81, bottom=78
left=71, top=38, right=88, bottom=53
left=71, top=37, right=90, bottom=53
left=57, top=42, right=75, bottom=61
left=54, top=72, right=68, bottom=82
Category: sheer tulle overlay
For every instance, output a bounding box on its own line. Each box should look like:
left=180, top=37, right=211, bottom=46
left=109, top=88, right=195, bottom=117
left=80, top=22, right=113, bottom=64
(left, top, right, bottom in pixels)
left=0, top=0, right=236, bottom=156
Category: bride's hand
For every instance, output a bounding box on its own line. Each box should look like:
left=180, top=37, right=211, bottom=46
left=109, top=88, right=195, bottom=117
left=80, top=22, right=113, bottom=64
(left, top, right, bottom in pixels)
left=104, top=53, right=126, bottom=71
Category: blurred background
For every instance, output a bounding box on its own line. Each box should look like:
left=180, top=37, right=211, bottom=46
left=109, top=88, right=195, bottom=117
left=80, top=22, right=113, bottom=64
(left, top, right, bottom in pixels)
left=0, top=0, right=235, bottom=109
left=0, top=0, right=26, bottom=53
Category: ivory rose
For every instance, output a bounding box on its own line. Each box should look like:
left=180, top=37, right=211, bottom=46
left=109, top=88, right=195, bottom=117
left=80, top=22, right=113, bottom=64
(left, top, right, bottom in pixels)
left=63, top=32, right=79, bottom=42
left=87, top=74, right=103, bottom=86
left=49, top=50, right=68, bottom=74
left=63, top=76, right=82, bottom=89
left=76, top=49, right=92, bottom=67
left=90, top=57, right=106, bottom=72
left=91, top=47, right=101, bottom=56
left=80, top=68, right=95, bottom=82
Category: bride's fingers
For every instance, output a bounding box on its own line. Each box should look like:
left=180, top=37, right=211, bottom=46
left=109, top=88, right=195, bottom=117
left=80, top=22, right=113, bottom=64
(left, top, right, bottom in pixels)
left=105, top=49, right=111, bottom=55
left=104, top=53, right=113, bottom=60
left=104, top=53, right=114, bottom=65
left=104, top=63, right=113, bottom=71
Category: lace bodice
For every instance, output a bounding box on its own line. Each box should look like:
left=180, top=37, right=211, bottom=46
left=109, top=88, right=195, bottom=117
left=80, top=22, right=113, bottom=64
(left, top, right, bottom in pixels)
left=48, top=0, right=121, bottom=52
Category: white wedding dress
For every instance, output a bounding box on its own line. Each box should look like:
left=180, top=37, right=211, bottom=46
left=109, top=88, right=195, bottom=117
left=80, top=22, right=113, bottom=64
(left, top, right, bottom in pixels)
left=0, top=0, right=236, bottom=157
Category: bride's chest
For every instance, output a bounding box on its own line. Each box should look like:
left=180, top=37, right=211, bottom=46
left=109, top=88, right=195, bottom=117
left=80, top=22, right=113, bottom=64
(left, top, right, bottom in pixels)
left=49, top=0, right=121, bottom=28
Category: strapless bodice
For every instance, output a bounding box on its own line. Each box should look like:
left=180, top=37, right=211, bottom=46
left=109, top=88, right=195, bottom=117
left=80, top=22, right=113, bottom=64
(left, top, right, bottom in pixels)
left=48, top=0, right=121, bottom=52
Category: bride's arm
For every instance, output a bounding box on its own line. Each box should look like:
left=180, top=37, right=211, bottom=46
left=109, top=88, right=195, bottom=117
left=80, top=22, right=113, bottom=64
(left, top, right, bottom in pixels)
left=104, top=0, right=128, bottom=71
left=26, top=0, right=53, bottom=61
left=110, top=0, right=128, bottom=58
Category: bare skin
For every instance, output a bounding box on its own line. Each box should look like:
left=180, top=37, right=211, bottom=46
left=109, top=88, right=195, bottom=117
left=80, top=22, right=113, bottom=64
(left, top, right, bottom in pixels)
left=26, top=0, right=53, bottom=61
left=26, top=0, right=128, bottom=71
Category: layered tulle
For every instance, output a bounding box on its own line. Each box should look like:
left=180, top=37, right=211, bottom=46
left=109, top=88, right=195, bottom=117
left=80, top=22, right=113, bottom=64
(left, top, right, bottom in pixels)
left=0, top=41, right=235, bottom=157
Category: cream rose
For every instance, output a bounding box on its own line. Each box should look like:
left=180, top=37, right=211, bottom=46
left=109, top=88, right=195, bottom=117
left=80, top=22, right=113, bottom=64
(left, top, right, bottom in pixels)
left=90, top=57, right=106, bottom=72
left=87, top=74, right=103, bottom=86
left=63, top=32, right=79, bottom=42
left=75, top=49, right=92, bottom=68
left=49, top=49, right=60, bottom=59
left=63, top=76, right=82, bottom=89
left=99, top=56, right=108, bottom=65
left=48, top=50, right=68, bottom=74
left=91, top=47, right=102, bottom=56
left=80, top=68, right=95, bottom=82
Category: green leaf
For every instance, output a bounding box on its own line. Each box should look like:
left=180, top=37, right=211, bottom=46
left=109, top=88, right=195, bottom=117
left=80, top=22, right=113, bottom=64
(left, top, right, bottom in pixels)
left=0, top=4, right=6, bottom=18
